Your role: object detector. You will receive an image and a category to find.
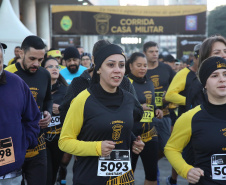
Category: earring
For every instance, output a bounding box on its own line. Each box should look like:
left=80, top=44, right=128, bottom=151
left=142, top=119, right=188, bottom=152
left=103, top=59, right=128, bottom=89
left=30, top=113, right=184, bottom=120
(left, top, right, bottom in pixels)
left=97, top=71, right=101, bottom=74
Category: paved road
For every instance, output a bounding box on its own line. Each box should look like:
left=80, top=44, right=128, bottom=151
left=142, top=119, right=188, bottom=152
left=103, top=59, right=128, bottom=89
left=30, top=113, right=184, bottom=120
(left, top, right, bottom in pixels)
left=65, top=157, right=188, bottom=185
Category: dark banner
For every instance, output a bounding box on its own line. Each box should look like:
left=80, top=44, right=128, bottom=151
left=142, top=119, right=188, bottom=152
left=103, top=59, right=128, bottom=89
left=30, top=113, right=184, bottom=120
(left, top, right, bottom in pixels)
left=51, top=5, right=206, bottom=35
left=52, top=37, right=81, bottom=51
left=177, top=36, right=206, bottom=59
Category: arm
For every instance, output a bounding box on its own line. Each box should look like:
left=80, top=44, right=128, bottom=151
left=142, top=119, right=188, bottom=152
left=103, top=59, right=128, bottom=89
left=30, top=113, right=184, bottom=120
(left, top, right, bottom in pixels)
left=59, top=77, right=89, bottom=124
left=39, top=74, right=53, bottom=128
left=22, top=82, right=40, bottom=149
left=164, top=107, right=200, bottom=178
left=43, top=73, right=53, bottom=114
left=165, top=68, right=190, bottom=105
left=59, top=90, right=102, bottom=156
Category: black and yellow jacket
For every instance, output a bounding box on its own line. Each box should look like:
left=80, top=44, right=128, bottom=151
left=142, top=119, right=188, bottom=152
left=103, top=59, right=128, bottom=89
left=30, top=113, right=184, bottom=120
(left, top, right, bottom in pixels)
left=45, top=80, right=67, bottom=141
left=164, top=102, right=226, bottom=185
left=59, top=86, right=140, bottom=185
left=128, top=74, right=158, bottom=143
left=165, top=67, right=205, bottom=116
left=59, top=70, right=140, bottom=124
left=5, top=63, right=52, bottom=158
left=146, top=62, right=175, bottom=116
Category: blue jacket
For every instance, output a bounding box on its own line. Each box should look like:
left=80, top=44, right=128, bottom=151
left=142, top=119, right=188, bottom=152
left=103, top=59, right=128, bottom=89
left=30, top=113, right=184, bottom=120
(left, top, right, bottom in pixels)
left=0, top=71, right=40, bottom=176
left=60, top=65, right=87, bottom=84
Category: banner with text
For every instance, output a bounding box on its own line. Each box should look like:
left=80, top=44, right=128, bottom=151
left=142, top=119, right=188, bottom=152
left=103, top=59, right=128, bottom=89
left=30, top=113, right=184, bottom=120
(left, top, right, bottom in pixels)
left=177, top=36, right=206, bottom=59
left=51, top=5, right=206, bottom=35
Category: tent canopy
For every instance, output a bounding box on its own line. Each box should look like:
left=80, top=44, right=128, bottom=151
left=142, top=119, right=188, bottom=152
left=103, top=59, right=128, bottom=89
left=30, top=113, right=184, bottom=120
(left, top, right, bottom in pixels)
left=0, top=0, right=34, bottom=64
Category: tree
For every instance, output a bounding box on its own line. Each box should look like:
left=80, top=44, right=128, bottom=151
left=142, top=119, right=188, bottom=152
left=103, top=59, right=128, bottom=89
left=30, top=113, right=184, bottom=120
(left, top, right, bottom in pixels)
left=208, top=5, right=226, bottom=37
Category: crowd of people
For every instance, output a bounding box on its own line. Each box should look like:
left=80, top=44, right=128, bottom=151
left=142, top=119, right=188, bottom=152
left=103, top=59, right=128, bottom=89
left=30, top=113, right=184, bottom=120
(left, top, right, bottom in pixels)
left=1, top=34, right=226, bottom=185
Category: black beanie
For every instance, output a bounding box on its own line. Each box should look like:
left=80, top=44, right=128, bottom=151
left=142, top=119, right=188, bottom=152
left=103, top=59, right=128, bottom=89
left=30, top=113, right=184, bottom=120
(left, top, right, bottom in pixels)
left=91, top=44, right=126, bottom=84
left=64, top=47, right=80, bottom=61
left=94, top=44, right=126, bottom=70
left=198, top=56, right=226, bottom=87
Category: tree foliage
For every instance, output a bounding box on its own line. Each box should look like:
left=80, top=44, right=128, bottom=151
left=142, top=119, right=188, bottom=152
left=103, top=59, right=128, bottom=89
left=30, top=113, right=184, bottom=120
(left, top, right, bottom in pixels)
left=208, top=5, right=226, bottom=37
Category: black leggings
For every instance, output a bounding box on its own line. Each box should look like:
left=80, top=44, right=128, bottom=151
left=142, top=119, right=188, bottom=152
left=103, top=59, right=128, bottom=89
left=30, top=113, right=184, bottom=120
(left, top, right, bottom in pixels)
left=131, top=140, right=158, bottom=181
left=22, top=149, right=47, bottom=185
left=46, top=138, right=64, bottom=185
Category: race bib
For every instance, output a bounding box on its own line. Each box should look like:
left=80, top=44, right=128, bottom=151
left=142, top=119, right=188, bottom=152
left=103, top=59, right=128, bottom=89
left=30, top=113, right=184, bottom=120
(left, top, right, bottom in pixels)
left=0, top=137, right=15, bottom=166
left=140, top=105, right=154, bottom=122
left=211, top=154, right=226, bottom=180
left=97, top=150, right=131, bottom=176
left=48, top=116, right=61, bottom=127
left=155, top=92, right=164, bottom=107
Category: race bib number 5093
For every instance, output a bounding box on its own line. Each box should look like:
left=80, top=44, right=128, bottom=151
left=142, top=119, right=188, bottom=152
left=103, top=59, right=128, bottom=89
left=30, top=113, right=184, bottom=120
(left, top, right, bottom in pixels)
left=97, top=150, right=131, bottom=176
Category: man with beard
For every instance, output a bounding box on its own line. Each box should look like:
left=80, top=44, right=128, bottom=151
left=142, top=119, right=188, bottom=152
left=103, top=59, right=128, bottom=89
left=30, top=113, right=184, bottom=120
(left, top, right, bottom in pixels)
left=60, top=46, right=87, bottom=84
left=5, top=36, right=52, bottom=185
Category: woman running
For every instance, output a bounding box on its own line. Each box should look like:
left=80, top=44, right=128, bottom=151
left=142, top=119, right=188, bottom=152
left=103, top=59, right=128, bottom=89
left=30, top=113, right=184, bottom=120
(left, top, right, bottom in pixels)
left=165, top=56, right=226, bottom=185
left=126, top=52, right=163, bottom=185
left=59, top=43, right=144, bottom=185
left=41, top=57, right=68, bottom=185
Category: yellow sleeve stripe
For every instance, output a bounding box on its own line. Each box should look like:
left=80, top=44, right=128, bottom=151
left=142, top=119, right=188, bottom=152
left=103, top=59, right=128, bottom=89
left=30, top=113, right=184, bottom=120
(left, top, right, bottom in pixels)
left=165, top=68, right=190, bottom=105
left=164, top=105, right=201, bottom=179
left=128, top=77, right=133, bottom=84
left=8, top=58, right=14, bottom=66
left=4, top=64, right=18, bottom=73
left=59, top=89, right=102, bottom=156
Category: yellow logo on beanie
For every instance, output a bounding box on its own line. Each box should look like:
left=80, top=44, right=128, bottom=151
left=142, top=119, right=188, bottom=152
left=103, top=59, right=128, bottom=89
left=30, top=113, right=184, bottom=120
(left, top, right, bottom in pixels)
left=217, top=61, right=226, bottom=68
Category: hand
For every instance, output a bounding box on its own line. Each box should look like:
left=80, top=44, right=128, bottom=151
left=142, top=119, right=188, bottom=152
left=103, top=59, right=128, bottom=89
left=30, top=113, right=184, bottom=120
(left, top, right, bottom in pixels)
left=142, top=103, right=151, bottom=111
left=187, top=168, right=204, bottom=184
left=101, top=140, right=116, bottom=157
left=132, top=136, right=145, bottom=154
left=52, top=103, right=60, bottom=114
left=155, top=109, right=163, bottom=119
left=39, top=111, right=51, bottom=129
left=162, top=91, right=168, bottom=104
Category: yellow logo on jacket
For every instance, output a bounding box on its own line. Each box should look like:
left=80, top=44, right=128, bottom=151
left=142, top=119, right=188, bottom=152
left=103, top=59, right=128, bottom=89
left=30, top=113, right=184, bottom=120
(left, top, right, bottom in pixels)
left=150, top=75, right=163, bottom=90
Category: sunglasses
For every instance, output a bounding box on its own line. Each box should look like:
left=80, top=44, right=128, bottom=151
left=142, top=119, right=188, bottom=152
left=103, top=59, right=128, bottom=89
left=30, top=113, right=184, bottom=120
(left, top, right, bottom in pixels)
left=45, top=65, right=61, bottom=69
left=82, top=58, right=91, bottom=61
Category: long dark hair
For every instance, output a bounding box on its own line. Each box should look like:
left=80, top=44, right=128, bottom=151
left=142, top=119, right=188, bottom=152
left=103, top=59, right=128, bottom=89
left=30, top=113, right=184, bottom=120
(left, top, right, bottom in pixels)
left=125, top=52, right=146, bottom=75
left=199, top=35, right=226, bottom=67
left=41, top=57, right=68, bottom=86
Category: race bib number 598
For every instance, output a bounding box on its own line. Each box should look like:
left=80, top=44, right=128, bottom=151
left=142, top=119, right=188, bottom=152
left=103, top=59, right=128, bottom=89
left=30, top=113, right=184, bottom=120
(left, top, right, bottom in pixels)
left=97, top=150, right=131, bottom=176
left=0, top=137, right=15, bottom=166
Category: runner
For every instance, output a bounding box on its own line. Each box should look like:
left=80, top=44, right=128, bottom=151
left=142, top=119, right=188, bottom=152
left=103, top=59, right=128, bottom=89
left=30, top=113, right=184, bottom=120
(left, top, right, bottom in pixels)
left=126, top=52, right=163, bottom=185
left=164, top=44, right=201, bottom=185
left=186, top=35, right=226, bottom=111
left=143, top=41, right=175, bottom=158
left=59, top=43, right=144, bottom=185
left=57, top=40, right=143, bottom=185
left=5, top=36, right=52, bottom=185
left=41, top=57, right=68, bottom=185
left=0, top=42, right=40, bottom=185
left=165, top=56, right=226, bottom=185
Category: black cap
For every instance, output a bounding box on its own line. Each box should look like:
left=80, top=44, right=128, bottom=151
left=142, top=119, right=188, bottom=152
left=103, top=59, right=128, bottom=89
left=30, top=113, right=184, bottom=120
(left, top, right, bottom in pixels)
left=0, top=43, right=7, bottom=49
left=63, top=47, right=80, bottom=61
left=194, top=43, right=201, bottom=58
left=164, top=54, right=176, bottom=63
